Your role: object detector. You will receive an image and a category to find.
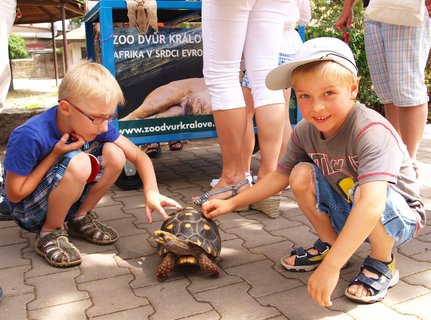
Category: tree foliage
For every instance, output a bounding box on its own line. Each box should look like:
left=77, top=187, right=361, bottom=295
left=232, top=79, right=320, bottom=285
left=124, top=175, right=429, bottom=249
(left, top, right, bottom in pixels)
left=306, top=0, right=382, bottom=111
left=9, top=33, right=29, bottom=59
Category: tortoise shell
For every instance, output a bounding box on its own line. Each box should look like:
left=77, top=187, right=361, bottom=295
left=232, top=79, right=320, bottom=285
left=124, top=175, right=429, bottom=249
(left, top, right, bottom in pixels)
left=157, top=207, right=221, bottom=259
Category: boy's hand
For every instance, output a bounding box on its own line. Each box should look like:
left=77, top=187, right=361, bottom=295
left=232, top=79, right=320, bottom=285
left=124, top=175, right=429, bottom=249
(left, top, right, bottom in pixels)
left=145, top=192, right=182, bottom=223
left=53, top=133, right=85, bottom=157
left=202, top=199, right=234, bottom=219
left=307, top=263, right=340, bottom=307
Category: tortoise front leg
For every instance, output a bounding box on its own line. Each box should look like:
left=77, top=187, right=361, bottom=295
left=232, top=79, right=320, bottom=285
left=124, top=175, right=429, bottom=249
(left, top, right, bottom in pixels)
left=156, top=252, right=176, bottom=282
left=198, top=254, right=220, bottom=276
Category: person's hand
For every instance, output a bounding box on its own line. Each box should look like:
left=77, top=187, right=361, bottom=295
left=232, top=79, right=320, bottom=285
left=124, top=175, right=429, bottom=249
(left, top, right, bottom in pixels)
left=201, top=199, right=234, bottom=219
left=145, top=192, right=182, bottom=223
left=307, top=263, right=340, bottom=307
left=334, top=8, right=353, bottom=32
left=52, top=133, right=85, bottom=157
left=426, top=0, right=431, bottom=17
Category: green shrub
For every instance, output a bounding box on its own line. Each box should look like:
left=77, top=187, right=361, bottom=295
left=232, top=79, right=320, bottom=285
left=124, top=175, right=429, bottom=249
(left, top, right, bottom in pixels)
left=9, top=33, right=29, bottom=59
left=306, top=0, right=382, bottom=111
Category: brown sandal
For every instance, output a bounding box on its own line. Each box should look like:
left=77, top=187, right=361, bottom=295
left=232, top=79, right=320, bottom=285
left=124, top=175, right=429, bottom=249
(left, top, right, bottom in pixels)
left=35, top=229, right=82, bottom=267
left=66, top=213, right=119, bottom=245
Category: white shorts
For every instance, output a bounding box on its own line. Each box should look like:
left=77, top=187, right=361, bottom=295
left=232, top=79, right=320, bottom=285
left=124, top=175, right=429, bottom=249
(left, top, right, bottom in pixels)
left=364, top=13, right=431, bottom=107
left=202, top=0, right=288, bottom=111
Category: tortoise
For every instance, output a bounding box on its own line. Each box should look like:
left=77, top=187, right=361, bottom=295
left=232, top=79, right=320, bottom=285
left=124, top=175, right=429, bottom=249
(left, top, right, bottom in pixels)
left=154, top=207, right=221, bottom=282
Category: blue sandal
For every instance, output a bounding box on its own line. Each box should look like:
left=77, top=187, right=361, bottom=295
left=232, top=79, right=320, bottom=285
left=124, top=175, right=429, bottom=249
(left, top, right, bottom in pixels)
left=281, top=239, right=331, bottom=272
left=193, top=178, right=250, bottom=206
left=345, top=256, right=399, bottom=304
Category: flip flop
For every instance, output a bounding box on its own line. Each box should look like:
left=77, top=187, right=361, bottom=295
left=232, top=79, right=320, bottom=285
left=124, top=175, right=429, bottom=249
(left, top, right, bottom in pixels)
left=193, top=178, right=250, bottom=206
left=146, top=143, right=161, bottom=158
left=169, top=141, right=183, bottom=151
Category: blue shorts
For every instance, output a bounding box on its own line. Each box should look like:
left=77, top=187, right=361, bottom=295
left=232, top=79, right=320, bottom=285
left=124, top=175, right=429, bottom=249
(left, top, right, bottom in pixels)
left=310, top=164, right=417, bottom=246
left=242, top=52, right=294, bottom=88
left=11, top=146, right=104, bottom=233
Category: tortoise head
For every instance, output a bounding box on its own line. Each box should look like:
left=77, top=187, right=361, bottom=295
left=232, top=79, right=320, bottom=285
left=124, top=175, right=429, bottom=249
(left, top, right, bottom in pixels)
left=154, top=230, right=175, bottom=245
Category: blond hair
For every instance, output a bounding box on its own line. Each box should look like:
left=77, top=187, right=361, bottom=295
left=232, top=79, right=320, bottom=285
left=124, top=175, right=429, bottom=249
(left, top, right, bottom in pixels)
left=291, top=60, right=358, bottom=88
left=58, top=61, right=125, bottom=106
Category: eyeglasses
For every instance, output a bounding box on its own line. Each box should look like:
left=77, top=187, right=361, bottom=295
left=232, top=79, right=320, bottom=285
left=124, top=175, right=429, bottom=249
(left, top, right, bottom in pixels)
left=61, top=100, right=118, bottom=125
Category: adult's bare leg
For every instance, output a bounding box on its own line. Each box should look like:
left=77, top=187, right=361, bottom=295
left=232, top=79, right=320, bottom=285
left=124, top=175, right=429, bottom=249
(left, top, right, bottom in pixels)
left=212, top=108, right=248, bottom=193
left=255, top=102, right=285, bottom=180
left=242, top=86, right=256, bottom=175
left=384, top=102, right=427, bottom=160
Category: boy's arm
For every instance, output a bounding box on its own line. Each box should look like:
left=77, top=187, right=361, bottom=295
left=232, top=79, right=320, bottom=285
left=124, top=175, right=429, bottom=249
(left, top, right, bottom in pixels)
left=114, top=135, right=181, bottom=223
left=307, top=180, right=388, bottom=307
left=6, top=134, right=84, bottom=203
left=202, top=171, right=289, bottom=218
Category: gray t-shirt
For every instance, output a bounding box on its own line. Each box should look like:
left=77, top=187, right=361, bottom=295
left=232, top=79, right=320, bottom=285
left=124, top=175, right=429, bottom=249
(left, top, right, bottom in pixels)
left=277, top=102, right=425, bottom=227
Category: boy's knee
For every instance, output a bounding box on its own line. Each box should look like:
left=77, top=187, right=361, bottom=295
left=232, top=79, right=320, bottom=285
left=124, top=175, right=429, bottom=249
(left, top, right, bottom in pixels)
left=289, top=163, right=315, bottom=193
left=64, top=152, right=92, bottom=184
left=102, top=143, right=126, bottom=172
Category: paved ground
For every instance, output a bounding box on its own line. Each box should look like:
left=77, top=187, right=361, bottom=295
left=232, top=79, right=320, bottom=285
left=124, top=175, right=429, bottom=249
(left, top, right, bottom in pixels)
left=1, top=126, right=431, bottom=320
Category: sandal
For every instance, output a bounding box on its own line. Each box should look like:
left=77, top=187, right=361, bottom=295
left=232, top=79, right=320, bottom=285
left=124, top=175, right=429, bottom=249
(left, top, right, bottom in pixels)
left=35, top=229, right=82, bottom=267
left=66, top=212, right=119, bottom=245
left=193, top=178, right=250, bottom=206
left=145, top=143, right=161, bottom=158
left=345, top=256, right=399, bottom=304
left=250, top=195, right=281, bottom=219
left=281, top=239, right=331, bottom=272
left=169, top=141, right=183, bottom=151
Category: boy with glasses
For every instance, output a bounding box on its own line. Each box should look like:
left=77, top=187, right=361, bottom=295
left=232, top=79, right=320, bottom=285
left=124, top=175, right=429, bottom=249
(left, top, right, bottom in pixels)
left=1, top=61, right=181, bottom=267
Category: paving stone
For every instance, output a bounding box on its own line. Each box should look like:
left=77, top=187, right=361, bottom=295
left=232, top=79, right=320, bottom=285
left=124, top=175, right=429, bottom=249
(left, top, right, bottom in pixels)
left=107, top=216, right=147, bottom=237
left=404, top=269, right=431, bottom=290
left=27, top=269, right=88, bottom=310
left=250, top=239, right=295, bottom=268
left=28, top=300, right=92, bottom=320
left=226, top=260, right=303, bottom=298
left=194, top=282, right=281, bottom=320
left=0, top=220, right=16, bottom=229
left=75, top=251, right=130, bottom=283
left=216, top=212, right=260, bottom=230
left=259, top=279, right=351, bottom=320
left=392, top=292, right=431, bottom=320
left=0, top=293, right=34, bottom=319
left=383, top=279, right=430, bottom=306
left=78, top=274, right=149, bottom=318
left=0, top=265, right=33, bottom=297
left=338, top=297, right=420, bottom=320
left=0, top=243, right=29, bottom=269
left=90, top=305, right=154, bottom=319
left=117, top=255, right=184, bottom=289
left=218, top=238, right=267, bottom=269
left=0, top=226, right=26, bottom=246
left=93, top=204, right=128, bottom=221
left=178, top=310, right=221, bottom=320
left=186, top=268, right=243, bottom=294
left=92, top=190, right=119, bottom=207
left=115, top=233, right=155, bottom=260
left=135, top=278, right=212, bottom=320
left=225, top=223, right=286, bottom=249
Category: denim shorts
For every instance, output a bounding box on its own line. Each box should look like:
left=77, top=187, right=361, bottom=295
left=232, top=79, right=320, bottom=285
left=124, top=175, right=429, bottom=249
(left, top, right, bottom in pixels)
left=11, top=146, right=104, bottom=233
left=242, top=52, right=294, bottom=88
left=310, top=164, right=417, bottom=246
